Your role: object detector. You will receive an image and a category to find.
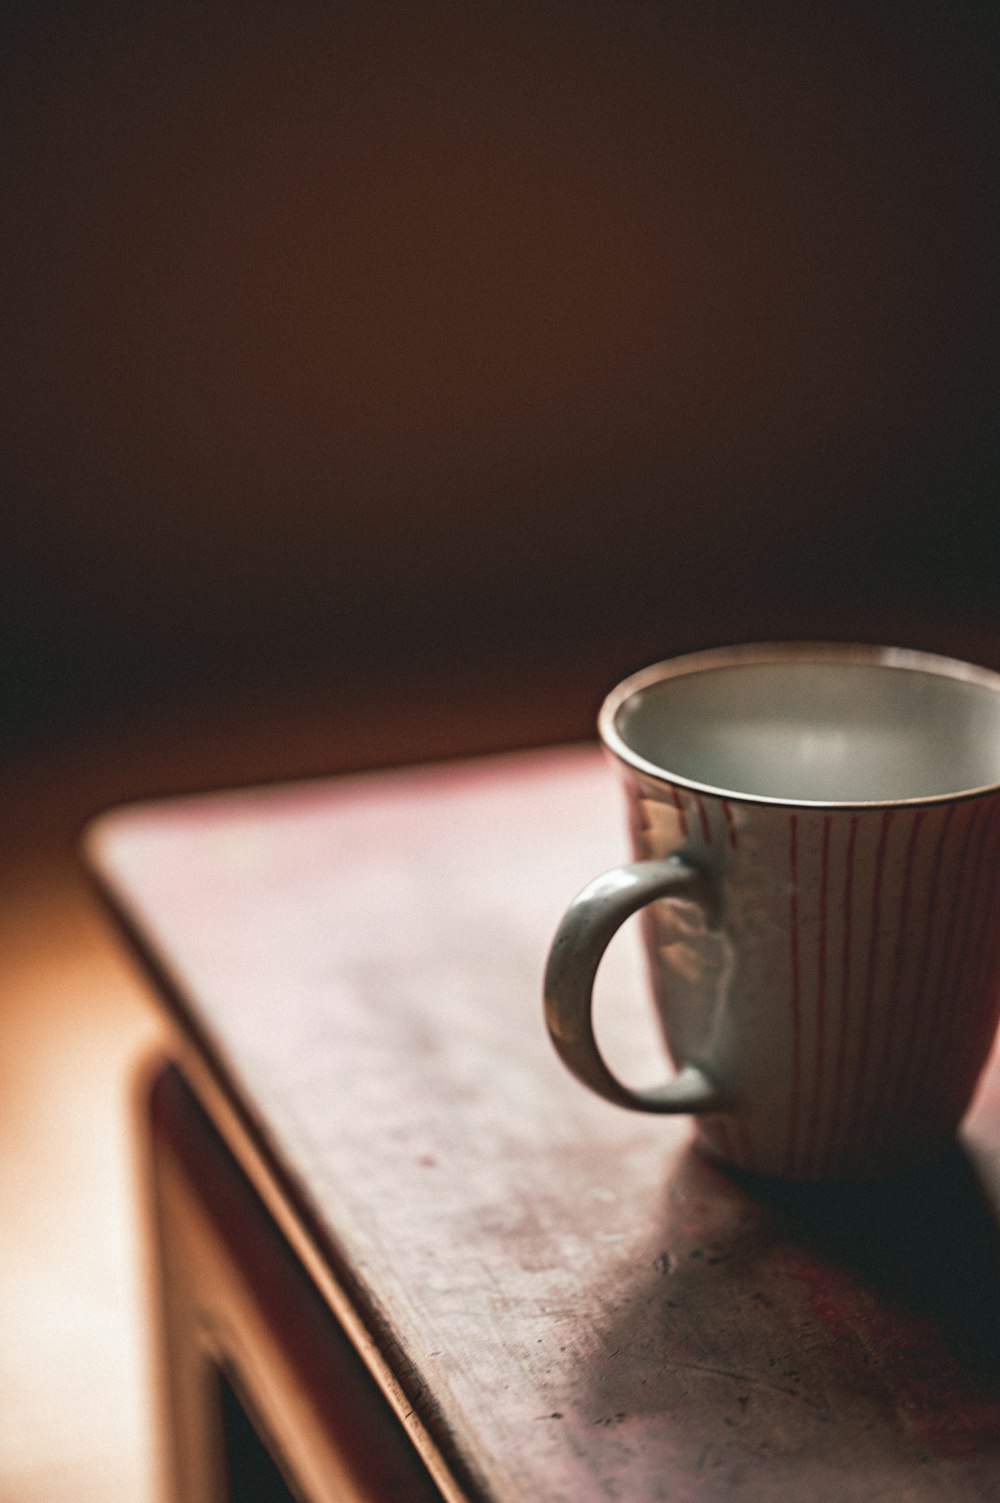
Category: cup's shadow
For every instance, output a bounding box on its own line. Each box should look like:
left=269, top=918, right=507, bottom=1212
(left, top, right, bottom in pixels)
left=728, top=1139, right=1000, bottom=1376
left=572, top=1133, right=1000, bottom=1466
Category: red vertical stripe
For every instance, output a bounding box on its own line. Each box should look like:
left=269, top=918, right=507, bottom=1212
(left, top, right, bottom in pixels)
left=827, top=812, right=860, bottom=1163
left=844, top=809, right=894, bottom=1166
left=692, top=792, right=712, bottom=844
left=909, top=800, right=985, bottom=1126
left=668, top=785, right=689, bottom=839
left=960, top=800, right=1000, bottom=1018
left=786, top=814, right=803, bottom=1176
left=862, top=806, right=925, bottom=1161
left=937, top=797, right=1000, bottom=1129
left=721, top=800, right=738, bottom=850
left=803, top=814, right=832, bottom=1176
left=890, top=802, right=958, bottom=1143
left=946, top=799, right=999, bottom=1018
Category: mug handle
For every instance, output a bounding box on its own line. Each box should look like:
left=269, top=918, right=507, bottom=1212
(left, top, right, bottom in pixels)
left=544, top=855, right=725, bottom=1114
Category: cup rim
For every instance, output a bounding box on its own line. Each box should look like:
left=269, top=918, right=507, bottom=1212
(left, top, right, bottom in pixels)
left=598, top=641, right=1000, bottom=810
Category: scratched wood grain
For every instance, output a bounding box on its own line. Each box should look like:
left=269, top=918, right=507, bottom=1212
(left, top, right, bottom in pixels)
left=87, top=746, right=1000, bottom=1502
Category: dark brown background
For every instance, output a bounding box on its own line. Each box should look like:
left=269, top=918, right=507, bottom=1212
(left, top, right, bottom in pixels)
left=4, top=0, right=999, bottom=757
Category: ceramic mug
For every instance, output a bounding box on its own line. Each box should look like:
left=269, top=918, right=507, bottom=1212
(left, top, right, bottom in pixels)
left=544, top=643, right=1000, bottom=1180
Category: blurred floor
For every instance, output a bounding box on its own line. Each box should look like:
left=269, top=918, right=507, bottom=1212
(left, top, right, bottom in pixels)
left=0, top=851, right=158, bottom=1503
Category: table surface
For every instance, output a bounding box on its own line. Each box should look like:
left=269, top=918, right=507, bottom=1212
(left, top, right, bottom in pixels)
left=87, top=745, right=1000, bottom=1502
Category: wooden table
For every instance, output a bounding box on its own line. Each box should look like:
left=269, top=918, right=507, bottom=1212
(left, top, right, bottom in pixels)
left=87, top=746, right=1000, bottom=1501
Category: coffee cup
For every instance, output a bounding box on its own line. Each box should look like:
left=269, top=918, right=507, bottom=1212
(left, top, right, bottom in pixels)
left=544, top=643, right=1000, bottom=1179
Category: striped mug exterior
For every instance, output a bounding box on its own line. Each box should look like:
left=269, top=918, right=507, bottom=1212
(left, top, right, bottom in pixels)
left=544, top=644, right=1000, bottom=1180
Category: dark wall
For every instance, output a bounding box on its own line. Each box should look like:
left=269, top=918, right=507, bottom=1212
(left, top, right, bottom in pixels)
left=4, top=2, right=999, bottom=748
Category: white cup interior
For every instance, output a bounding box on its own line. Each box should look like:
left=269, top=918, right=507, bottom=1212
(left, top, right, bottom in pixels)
left=612, top=653, right=1000, bottom=803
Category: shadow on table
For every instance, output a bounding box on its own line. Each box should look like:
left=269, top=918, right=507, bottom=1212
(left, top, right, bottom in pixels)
left=731, top=1140, right=1000, bottom=1378
left=572, top=1132, right=1000, bottom=1479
